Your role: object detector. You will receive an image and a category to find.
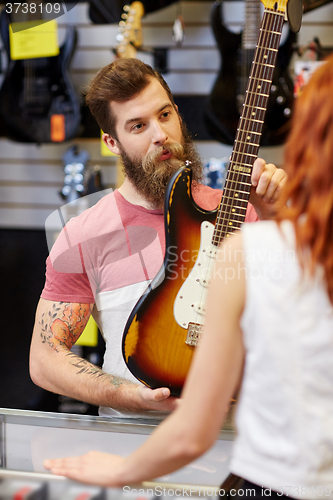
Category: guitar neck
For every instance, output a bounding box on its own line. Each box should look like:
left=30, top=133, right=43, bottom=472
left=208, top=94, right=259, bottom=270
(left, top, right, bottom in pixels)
left=212, top=5, right=285, bottom=245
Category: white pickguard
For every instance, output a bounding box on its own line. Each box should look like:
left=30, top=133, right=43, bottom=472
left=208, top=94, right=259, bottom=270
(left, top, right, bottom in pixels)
left=174, top=220, right=217, bottom=329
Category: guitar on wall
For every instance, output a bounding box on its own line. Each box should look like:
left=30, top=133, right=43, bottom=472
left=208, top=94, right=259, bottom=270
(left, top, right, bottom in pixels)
left=205, top=0, right=297, bottom=147
left=0, top=6, right=81, bottom=143
left=113, top=1, right=144, bottom=187
left=122, top=0, right=301, bottom=397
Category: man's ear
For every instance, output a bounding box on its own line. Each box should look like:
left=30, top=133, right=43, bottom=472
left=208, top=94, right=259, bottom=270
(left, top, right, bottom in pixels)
left=175, top=104, right=182, bottom=123
left=102, top=133, right=121, bottom=155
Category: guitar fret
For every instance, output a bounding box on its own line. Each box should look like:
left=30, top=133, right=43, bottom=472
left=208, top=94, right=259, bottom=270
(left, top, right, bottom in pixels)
left=240, top=117, right=264, bottom=125
left=218, top=200, right=248, bottom=209
left=216, top=223, right=243, bottom=231
left=216, top=217, right=244, bottom=225
left=248, top=80, right=271, bottom=90
left=260, top=28, right=283, bottom=35
left=216, top=214, right=247, bottom=224
left=227, top=180, right=252, bottom=187
left=230, top=168, right=252, bottom=177
left=225, top=181, right=252, bottom=189
left=246, top=90, right=270, bottom=98
left=243, top=104, right=267, bottom=111
left=237, top=128, right=261, bottom=135
left=223, top=189, right=251, bottom=196
left=216, top=212, right=247, bottom=221
left=235, top=139, right=261, bottom=148
left=235, top=138, right=261, bottom=147
left=251, top=62, right=275, bottom=70
left=215, top=224, right=242, bottom=234
left=249, top=77, right=271, bottom=85
left=264, top=10, right=285, bottom=18
left=256, top=46, right=278, bottom=53
left=214, top=227, right=241, bottom=236
left=232, top=150, right=257, bottom=159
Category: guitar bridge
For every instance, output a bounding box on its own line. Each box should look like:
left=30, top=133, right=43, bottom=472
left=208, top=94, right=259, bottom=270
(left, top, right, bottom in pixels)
left=185, top=323, right=202, bottom=346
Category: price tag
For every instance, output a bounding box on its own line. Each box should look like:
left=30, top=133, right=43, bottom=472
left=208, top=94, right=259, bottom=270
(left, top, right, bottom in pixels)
left=9, top=20, right=59, bottom=60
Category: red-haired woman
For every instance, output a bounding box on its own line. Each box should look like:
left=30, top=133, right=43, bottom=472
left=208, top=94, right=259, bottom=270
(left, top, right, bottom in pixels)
left=44, top=55, right=333, bottom=499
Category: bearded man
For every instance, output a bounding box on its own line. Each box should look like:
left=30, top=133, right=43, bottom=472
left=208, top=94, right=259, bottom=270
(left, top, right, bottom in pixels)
left=30, top=59, right=286, bottom=417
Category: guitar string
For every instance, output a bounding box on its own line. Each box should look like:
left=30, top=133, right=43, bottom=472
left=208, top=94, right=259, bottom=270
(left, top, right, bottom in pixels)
left=190, top=5, right=285, bottom=332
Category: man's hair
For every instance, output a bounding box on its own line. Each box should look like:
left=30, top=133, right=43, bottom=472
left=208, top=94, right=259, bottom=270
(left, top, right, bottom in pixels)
left=85, top=58, right=177, bottom=139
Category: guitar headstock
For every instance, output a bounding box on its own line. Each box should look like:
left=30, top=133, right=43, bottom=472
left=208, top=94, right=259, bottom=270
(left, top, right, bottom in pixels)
left=115, top=1, right=145, bottom=58
left=261, top=0, right=303, bottom=32
left=260, top=0, right=288, bottom=13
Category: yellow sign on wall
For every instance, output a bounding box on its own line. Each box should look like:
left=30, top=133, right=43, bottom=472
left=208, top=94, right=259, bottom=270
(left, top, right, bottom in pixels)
left=9, top=20, right=59, bottom=60
left=77, top=316, right=99, bottom=347
left=100, top=129, right=117, bottom=157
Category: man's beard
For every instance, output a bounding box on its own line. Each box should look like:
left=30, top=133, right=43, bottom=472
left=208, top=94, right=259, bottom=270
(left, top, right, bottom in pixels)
left=118, top=123, right=203, bottom=208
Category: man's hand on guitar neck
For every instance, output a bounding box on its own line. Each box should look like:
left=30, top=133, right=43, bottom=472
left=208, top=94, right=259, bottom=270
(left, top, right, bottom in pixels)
left=249, top=158, right=287, bottom=220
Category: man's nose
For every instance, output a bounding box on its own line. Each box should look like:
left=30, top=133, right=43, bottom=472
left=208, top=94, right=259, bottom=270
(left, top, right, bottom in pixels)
left=152, top=122, right=168, bottom=146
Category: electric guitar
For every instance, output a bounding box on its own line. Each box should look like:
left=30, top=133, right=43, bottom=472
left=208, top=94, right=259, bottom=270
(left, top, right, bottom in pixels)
left=113, top=1, right=144, bottom=188
left=123, top=0, right=298, bottom=397
left=0, top=8, right=81, bottom=143
left=205, top=0, right=296, bottom=147
left=114, top=1, right=144, bottom=59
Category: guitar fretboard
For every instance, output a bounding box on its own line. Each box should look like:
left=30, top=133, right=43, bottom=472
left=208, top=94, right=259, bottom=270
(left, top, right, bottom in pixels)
left=212, top=5, right=285, bottom=245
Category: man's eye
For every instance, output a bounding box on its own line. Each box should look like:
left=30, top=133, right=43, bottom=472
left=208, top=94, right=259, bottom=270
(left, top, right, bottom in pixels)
left=132, top=123, right=143, bottom=131
left=161, top=111, right=170, bottom=119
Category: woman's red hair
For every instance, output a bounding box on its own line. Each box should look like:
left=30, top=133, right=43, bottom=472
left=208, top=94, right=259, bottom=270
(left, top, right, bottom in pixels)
left=276, top=54, right=333, bottom=305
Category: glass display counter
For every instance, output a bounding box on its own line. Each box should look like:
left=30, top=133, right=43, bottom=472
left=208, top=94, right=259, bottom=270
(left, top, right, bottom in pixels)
left=0, top=408, right=235, bottom=499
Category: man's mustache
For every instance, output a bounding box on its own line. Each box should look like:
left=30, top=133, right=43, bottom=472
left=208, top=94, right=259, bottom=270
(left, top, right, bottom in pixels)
left=142, top=142, right=184, bottom=169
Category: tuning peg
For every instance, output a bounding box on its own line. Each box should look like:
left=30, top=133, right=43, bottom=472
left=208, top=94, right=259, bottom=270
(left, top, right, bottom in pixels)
left=123, top=4, right=131, bottom=12
left=121, top=12, right=128, bottom=19
left=64, top=164, right=74, bottom=174
left=116, top=33, right=124, bottom=41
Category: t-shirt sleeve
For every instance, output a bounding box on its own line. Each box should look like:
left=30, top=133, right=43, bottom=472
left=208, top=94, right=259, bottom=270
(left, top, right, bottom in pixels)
left=193, top=184, right=259, bottom=222
left=244, top=202, right=259, bottom=222
left=41, top=217, right=96, bottom=304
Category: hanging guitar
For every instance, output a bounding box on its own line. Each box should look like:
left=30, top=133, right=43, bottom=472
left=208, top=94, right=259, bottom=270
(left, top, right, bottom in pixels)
left=122, top=0, right=302, bottom=397
left=205, top=0, right=297, bottom=147
left=113, top=1, right=144, bottom=188
left=0, top=6, right=81, bottom=143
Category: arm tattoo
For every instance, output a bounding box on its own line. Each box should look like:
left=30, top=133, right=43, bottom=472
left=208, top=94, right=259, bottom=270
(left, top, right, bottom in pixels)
left=40, top=303, right=130, bottom=389
left=66, top=352, right=130, bottom=388
left=40, top=302, right=93, bottom=351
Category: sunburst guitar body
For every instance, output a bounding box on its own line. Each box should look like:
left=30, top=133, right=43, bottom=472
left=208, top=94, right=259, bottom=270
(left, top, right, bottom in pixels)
left=123, top=168, right=218, bottom=396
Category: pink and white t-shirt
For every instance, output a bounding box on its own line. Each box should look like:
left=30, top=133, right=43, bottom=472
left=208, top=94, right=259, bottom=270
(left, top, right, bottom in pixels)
left=42, top=185, right=258, bottom=416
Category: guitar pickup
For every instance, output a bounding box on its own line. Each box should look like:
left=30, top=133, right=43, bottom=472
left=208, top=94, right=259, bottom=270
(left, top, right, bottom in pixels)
left=185, top=322, right=202, bottom=346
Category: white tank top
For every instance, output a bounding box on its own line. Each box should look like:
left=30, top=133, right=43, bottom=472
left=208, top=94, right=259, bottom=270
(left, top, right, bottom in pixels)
left=230, top=220, right=333, bottom=499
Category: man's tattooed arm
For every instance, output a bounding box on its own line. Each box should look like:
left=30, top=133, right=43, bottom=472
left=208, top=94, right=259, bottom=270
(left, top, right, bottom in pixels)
left=32, top=298, right=177, bottom=411
left=40, top=302, right=93, bottom=351
left=65, top=352, right=130, bottom=388
left=38, top=301, right=131, bottom=389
